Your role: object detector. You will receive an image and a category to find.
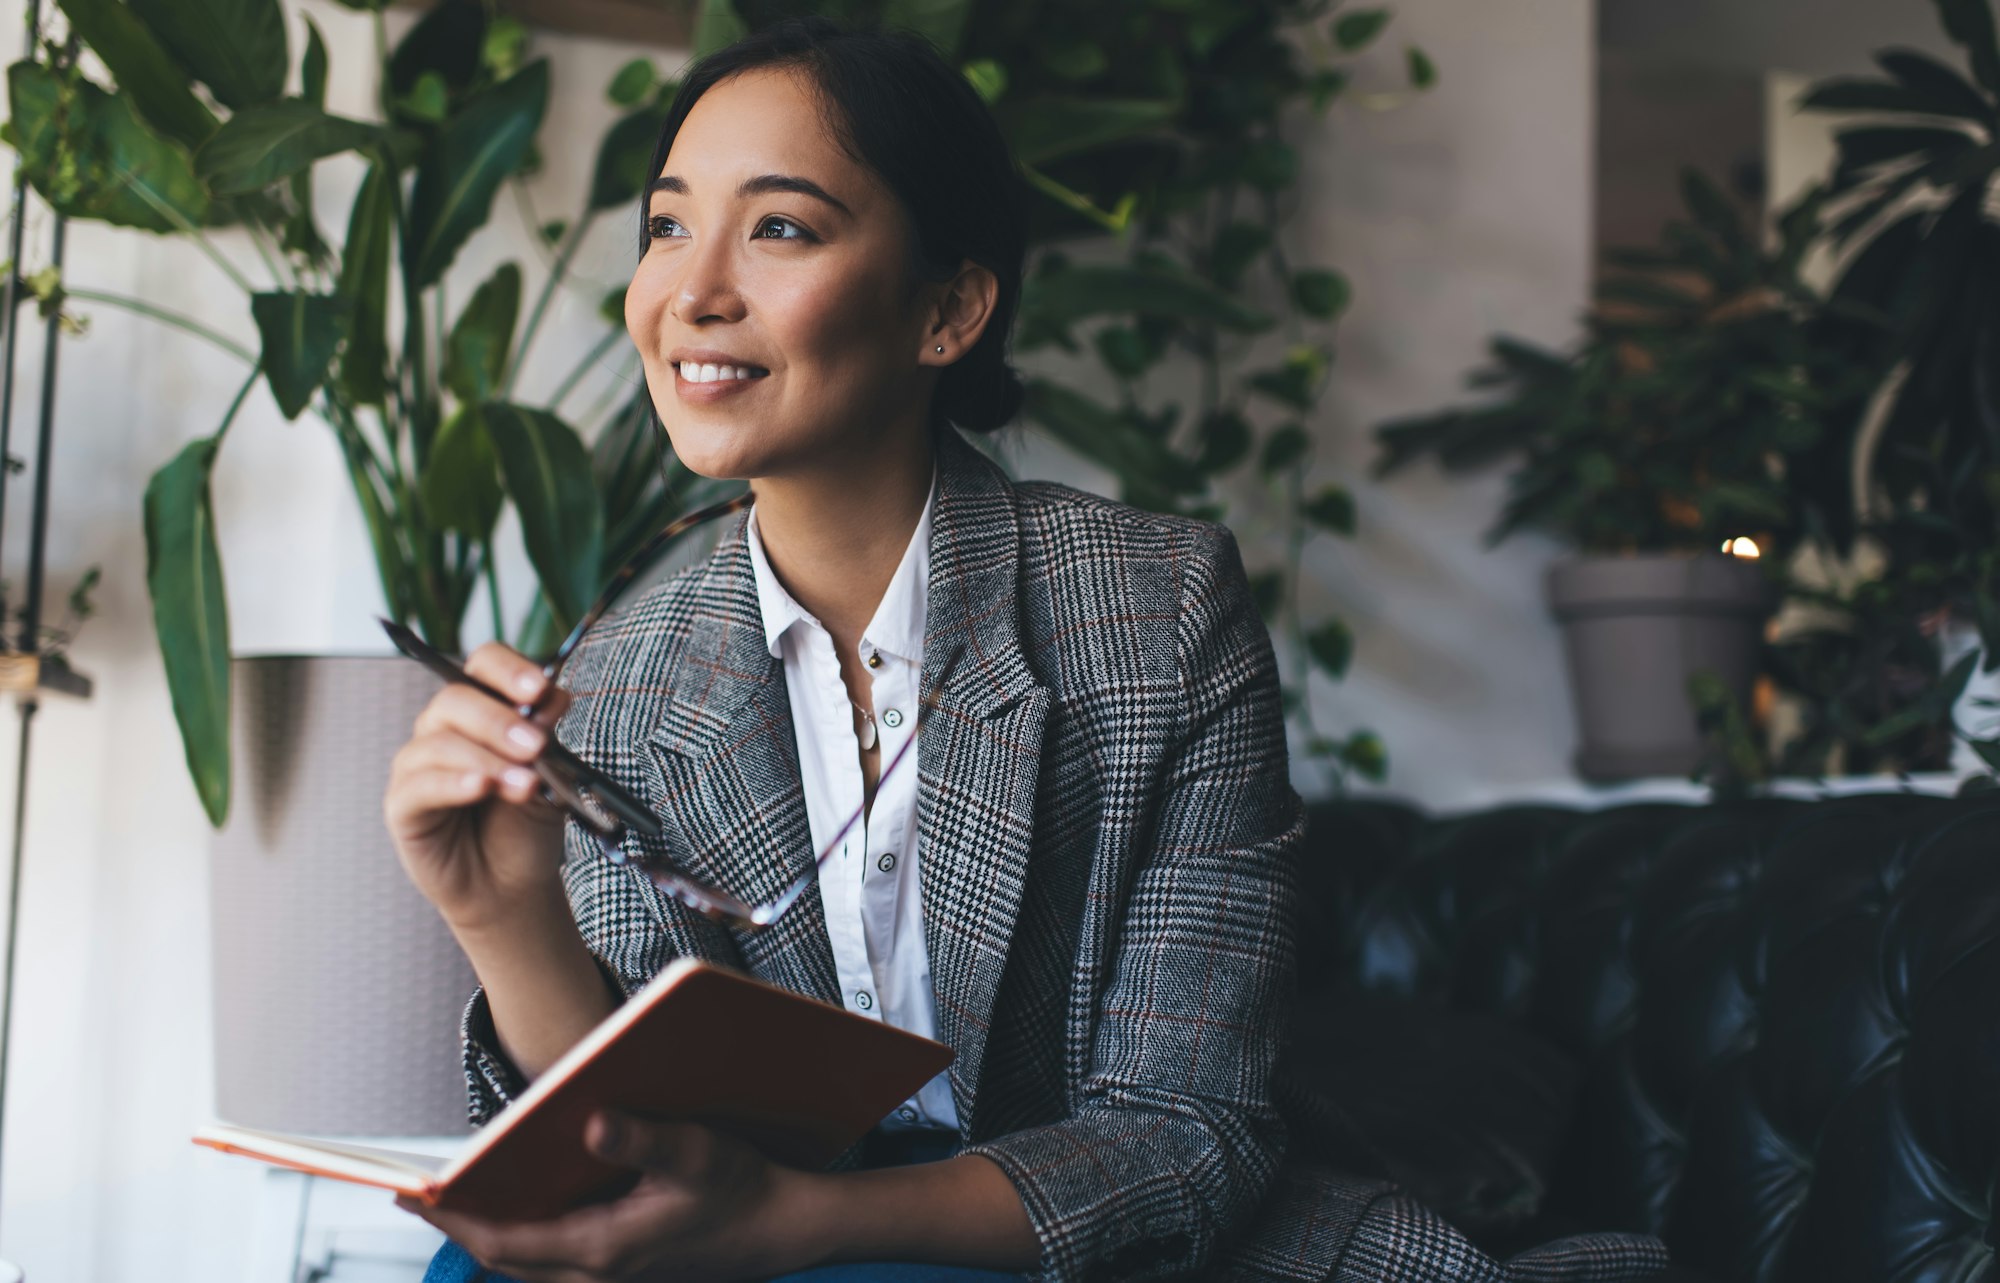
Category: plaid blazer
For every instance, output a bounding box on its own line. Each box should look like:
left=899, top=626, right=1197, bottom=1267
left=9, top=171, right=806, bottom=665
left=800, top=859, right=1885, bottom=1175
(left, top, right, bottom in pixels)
left=458, top=429, right=1668, bottom=1283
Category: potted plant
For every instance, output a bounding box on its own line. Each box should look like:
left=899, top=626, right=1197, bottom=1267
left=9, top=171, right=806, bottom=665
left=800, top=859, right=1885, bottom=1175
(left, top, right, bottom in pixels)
left=1778, top=0, right=2000, bottom=789
left=2, top=0, right=735, bottom=1135
left=1372, top=171, right=1861, bottom=781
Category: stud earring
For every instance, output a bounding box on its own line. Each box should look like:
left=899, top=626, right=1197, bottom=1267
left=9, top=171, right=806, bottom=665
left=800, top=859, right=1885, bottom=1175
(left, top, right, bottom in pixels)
left=935, top=345, right=945, bottom=353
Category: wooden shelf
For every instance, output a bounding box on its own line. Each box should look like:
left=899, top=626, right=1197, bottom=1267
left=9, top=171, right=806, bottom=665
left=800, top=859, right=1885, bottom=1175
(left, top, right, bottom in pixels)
left=393, top=0, right=694, bottom=49
left=0, top=653, right=93, bottom=700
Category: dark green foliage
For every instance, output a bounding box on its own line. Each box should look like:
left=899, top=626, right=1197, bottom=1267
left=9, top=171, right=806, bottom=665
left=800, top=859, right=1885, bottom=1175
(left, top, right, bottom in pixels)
left=1375, top=170, right=1863, bottom=559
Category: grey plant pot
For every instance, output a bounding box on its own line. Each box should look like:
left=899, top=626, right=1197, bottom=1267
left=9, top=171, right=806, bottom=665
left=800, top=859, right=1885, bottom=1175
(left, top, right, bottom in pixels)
left=209, top=655, right=476, bottom=1137
left=1546, top=553, right=1776, bottom=782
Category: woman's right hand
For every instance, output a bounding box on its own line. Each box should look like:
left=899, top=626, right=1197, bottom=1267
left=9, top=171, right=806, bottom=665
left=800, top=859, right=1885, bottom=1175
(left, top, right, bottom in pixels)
left=384, top=642, right=577, bottom=935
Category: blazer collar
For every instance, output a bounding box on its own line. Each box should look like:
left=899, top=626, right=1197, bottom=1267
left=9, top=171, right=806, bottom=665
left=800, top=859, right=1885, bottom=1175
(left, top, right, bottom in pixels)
left=642, top=429, right=1050, bottom=1130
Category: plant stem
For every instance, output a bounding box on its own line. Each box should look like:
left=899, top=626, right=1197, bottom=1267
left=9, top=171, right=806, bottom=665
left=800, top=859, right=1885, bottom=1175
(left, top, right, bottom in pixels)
left=547, top=326, right=625, bottom=411
left=114, top=168, right=257, bottom=294
left=214, top=361, right=263, bottom=446
left=505, top=209, right=594, bottom=399
left=63, top=288, right=257, bottom=363
left=243, top=216, right=290, bottom=290
left=484, top=549, right=504, bottom=642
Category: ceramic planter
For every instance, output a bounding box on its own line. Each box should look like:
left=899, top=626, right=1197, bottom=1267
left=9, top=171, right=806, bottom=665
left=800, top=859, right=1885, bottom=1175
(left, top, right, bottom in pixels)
left=209, top=655, right=476, bottom=1137
left=1546, top=553, right=1777, bottom=781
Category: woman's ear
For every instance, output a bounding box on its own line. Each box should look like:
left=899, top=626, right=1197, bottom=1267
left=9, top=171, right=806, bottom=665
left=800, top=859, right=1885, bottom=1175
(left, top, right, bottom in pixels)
left=921, top=260, right=1000, bottom=366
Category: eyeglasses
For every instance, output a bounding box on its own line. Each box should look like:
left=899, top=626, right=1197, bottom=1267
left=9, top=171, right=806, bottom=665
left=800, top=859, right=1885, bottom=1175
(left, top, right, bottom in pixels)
left=380, top=491, right=959, bottom=931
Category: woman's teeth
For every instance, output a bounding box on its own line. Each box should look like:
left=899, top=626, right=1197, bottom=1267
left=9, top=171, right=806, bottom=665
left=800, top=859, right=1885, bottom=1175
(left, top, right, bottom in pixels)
left=679, top=362, right=764, bottom=383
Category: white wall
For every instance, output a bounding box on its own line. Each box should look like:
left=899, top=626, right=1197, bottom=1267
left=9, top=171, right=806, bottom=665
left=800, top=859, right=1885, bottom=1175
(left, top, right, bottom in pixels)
left=0, top=0, right=1601, bottom=1275
left=1286, top=0, right=1596, bottom=805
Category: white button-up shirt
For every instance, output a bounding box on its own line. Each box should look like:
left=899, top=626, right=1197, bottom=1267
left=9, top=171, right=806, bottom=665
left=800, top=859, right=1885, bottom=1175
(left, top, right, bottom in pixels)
left=743, top=478, right=958, bottom=1132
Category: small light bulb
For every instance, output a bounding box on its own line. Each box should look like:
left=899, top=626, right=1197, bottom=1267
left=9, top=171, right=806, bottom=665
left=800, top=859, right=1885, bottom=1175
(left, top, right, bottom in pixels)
left=1721, top=537, right=1762, bottom=560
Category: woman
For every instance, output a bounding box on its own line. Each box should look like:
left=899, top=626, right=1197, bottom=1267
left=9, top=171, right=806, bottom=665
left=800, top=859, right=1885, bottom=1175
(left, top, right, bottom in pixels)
left=384, top=18, right=1668, bottom=1283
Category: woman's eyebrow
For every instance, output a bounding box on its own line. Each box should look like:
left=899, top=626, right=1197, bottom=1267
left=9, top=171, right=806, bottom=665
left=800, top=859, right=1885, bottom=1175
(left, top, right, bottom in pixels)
left=645, top=173, right=852, bottom=217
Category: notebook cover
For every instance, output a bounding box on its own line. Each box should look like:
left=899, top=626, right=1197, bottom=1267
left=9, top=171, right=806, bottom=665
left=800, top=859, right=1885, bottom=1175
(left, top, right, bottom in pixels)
left=194, top=960, right=955, bottom=1222
left=434, top=960, right=954, bottom=1219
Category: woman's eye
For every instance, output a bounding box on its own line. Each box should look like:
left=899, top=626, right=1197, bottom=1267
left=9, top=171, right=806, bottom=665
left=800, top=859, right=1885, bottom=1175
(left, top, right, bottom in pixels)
left=754, top=216, right=810, bottom=241
left=636, top=213, right=800, bottom=240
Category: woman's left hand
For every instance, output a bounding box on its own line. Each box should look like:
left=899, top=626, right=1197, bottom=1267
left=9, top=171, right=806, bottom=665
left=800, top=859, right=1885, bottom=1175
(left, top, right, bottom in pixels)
left=397, top=1112, right=820, bottom=1283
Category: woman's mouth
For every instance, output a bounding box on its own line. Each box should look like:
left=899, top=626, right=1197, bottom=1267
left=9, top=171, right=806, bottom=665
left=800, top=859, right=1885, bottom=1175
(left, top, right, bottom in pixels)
left=674, top=360, right=769, bottom=402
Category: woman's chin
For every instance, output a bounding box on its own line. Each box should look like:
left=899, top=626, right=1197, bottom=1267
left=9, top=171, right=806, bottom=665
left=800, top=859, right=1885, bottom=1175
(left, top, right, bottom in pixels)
left=656, top=422, right=775, bottom=482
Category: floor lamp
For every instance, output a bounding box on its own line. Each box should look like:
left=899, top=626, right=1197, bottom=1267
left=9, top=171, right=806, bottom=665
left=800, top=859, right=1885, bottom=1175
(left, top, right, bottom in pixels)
left=0, top=0, right=95, bottom=1270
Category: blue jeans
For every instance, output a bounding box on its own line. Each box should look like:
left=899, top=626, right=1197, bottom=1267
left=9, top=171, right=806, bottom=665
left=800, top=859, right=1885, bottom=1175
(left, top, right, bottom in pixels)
left=421, top=1129, right=1025, bottom=1283
left=425, top=1243, right=1020, bottom=1283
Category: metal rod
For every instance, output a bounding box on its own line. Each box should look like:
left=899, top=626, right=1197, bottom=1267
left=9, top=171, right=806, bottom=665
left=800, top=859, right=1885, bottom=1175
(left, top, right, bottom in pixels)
left=18, top=212, right=62, bottom=654
left=0, top=189, right=28, bottom=589
left=0, top=0, right=47, bottom=594
left=0, top=0, right=51, bottom=1253
left=0, top=697, right=38, bottom=1240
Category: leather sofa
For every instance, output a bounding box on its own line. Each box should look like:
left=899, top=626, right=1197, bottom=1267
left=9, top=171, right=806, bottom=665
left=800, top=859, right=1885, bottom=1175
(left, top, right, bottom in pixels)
left=1287, top=791, right=2000, bottom=1283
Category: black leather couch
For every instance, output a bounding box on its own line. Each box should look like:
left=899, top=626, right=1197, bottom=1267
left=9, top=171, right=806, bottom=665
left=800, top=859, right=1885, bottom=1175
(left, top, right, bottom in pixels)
left=1286, top=791, right=2000, bottom=1283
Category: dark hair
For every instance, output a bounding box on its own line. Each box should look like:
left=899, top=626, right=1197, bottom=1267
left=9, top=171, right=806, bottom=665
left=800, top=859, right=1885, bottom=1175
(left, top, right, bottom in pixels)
left=639, top=17, right=1027, bottom=434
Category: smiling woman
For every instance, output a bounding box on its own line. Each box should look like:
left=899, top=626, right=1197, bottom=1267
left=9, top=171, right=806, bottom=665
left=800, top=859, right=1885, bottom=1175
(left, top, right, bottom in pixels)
left=380, top=17, right=1669, bottom=1283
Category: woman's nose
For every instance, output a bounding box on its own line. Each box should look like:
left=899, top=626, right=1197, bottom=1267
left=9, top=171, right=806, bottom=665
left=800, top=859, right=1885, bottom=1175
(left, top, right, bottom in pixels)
left=670, top=237, right=746, bottom=325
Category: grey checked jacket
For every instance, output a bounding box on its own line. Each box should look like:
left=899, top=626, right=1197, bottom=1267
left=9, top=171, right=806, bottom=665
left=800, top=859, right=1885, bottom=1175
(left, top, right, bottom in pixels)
left=458, top=429, right=1668, bottom=1283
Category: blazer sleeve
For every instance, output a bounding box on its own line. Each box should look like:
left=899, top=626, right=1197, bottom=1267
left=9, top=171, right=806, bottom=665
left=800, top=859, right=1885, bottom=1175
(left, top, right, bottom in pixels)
left=960, top=524, right=1306, bottom=1283
left=457, top=622, right=726, bottom=1127
left=457, top=813, right=686, bottom=1126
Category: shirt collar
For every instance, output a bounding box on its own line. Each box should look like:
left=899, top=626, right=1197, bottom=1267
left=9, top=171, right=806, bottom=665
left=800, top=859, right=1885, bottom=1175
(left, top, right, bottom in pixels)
left=743, top=469, right=936, bottom=662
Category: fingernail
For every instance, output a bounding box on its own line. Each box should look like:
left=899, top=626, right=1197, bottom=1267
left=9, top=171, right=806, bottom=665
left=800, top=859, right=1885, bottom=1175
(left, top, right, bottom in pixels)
left=592, top=1114, right=624, bottom=1155
left=503, top=766, right=536, bottom=791
left=507, top=723, right=544, bottom=752
left=516, top=670, right=545, bottom=697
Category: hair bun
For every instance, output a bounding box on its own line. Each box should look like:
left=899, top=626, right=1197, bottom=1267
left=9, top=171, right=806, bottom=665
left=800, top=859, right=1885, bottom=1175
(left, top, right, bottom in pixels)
left=937, top=354, right=1024, bottom=434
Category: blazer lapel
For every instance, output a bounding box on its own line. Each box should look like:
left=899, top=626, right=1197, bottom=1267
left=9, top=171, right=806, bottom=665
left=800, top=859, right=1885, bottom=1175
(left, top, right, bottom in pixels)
left=639, top=520, right=840, bottom=1004
left=918, top=432, right=1051, bottom=1134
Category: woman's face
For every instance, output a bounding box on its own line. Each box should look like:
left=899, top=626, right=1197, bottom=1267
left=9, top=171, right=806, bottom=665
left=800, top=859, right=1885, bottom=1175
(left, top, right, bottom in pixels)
left=625, top=67, right=938, bottom=481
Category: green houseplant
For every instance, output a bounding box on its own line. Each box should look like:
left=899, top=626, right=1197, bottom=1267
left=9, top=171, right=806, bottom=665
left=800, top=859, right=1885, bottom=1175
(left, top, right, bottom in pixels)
left=731, top=0, right=1433, bottom=787
left=1372, top=171, right=1857, bottom=781
left=1782, top=0, right=2000, bottom=786
left=4, top=0, right=726, bottom=825
left=1, top=0, right=753, bottom=1137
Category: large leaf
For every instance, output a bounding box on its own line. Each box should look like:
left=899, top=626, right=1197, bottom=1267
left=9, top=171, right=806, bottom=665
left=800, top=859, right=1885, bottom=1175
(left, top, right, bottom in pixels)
left=302, top=17, right=328, bottom=106
left=388, top=0, right=485, bottom=111
left=479, top=403, right=605, bottom=627
left=55, top=0, right=217, bottom=148
left=250, top=291, right=342, bottom=419
left=1021, top=378, right=1206, bottom=496
left=1936, top=0, right=2000, bottom=99
left=691, top=0, right=745, bottom=58
left=335, top=164, right=393, bottom=405
left=6, top=61, right=210, bottom=231
left=1877, top=49, right=1997, bottom=121
left=420, top=407, right=503, bottom=535
left=444, top=261, right=521, bottom=403
left=1021, top=263, right=1273, bottom=333
left=128, top=0, right=285, bottom=110
left=995, top=96, right=1178, bottom=165
left=407, top=59, right=549, bottom=287
left=195, top=99, right=379, bottom=195
left=144, top=435, right=232, bottom=826
left=883, top=0, right=973, bottom=58
left=590, top=103, right=668, bottom=211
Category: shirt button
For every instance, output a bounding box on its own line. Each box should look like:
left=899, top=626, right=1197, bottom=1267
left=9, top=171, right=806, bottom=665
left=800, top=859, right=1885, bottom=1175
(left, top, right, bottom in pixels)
left=881, top=708, right=904, bottom=728
left=877, top=852, right=897, bottom=873
left=854, top=990, right=874, bottom=1010
left=896, top=1106, right=919, bottom=1123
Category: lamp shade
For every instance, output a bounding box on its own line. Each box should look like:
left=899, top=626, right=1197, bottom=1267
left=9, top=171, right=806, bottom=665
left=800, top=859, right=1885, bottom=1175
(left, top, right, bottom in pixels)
left=210, top=655, right=477, bottom=1137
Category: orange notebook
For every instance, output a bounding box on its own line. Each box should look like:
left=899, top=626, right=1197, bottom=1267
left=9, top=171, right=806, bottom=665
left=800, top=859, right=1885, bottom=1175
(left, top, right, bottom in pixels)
left=193, top=958, right=954, bottom=1220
